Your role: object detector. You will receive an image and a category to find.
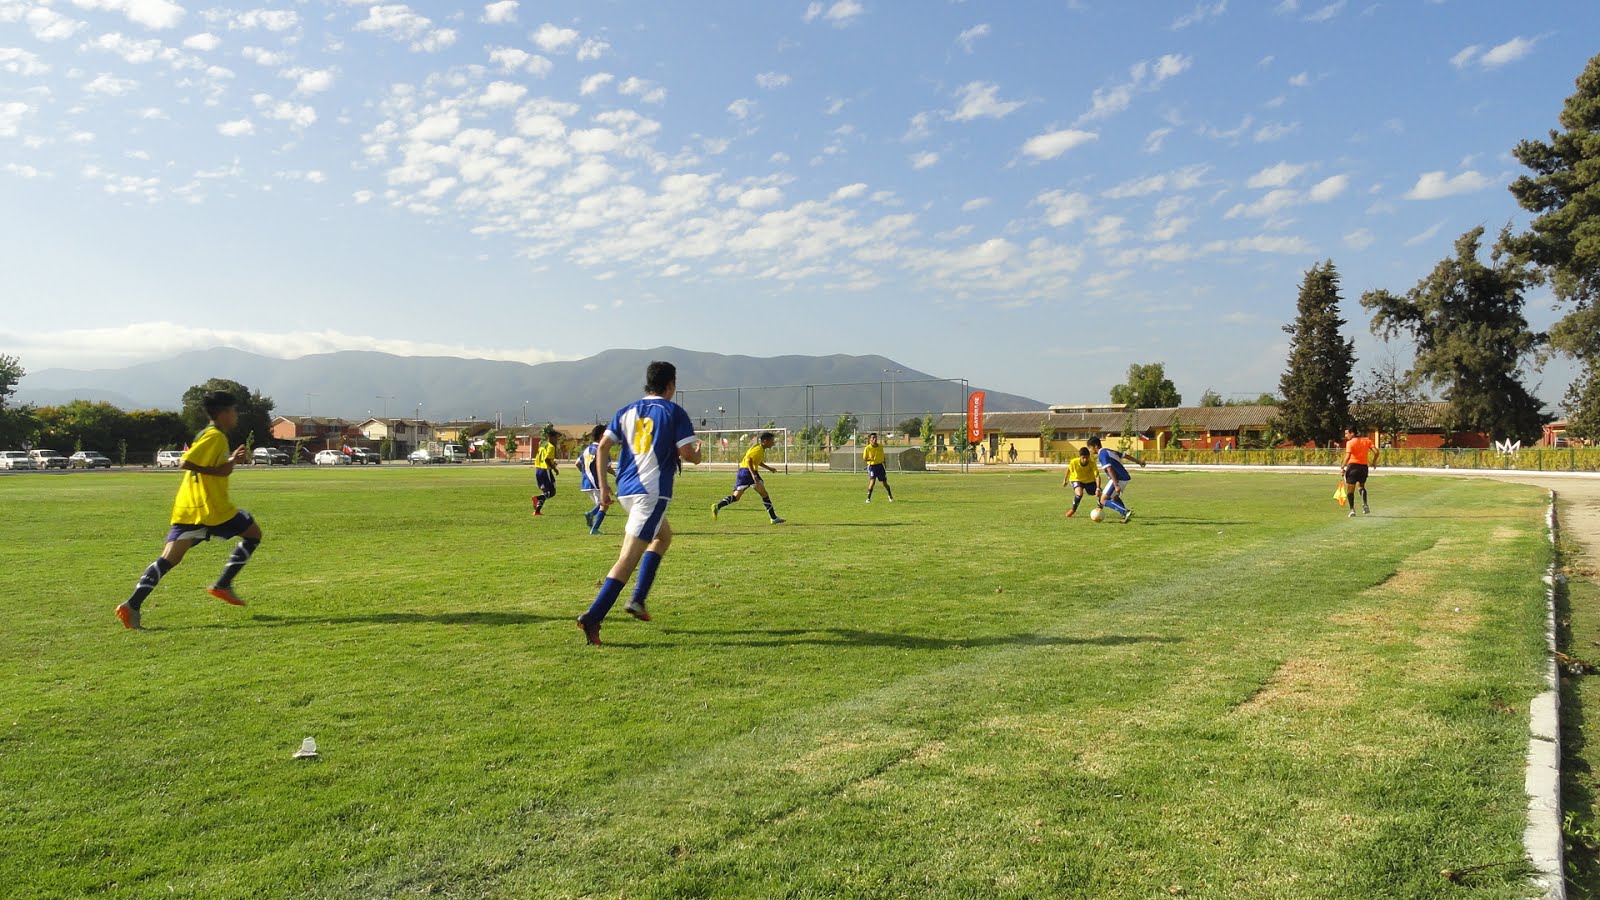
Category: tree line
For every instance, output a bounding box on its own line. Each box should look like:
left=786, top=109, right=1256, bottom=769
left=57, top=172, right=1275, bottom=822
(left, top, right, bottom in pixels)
left=0, top=362, right=275, bottom=463
left=1111, top=52, right=1600, bottom=448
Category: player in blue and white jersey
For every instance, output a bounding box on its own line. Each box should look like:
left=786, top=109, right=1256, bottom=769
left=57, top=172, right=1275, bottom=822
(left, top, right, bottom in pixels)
left=576, top=361, right=702, bottom=645
left=579, top=424, right=607, bottom=535
left=1087, top=435, right=1146, bottom=523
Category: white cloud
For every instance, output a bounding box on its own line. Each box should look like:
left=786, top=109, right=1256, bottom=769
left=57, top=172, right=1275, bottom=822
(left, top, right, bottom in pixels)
left=1246, top=161, right=1307, bottom=188
left=1204, top=234, right=1314, bottom=254
left=0, top=101, right=34, bottom=137
left=182, top=32, right=218, bottom=51
left=737, top=187, right=783, bottom=209
left=217, top=118, right=254, bottom=137
left=1307, top=174, right=1348, bottom=202
left=962, top=197, right=991, bottom=212
left=0, top=48, right=50, bottom=76
left=949, top=81, right=1024, bottom=121
left=1224, top=188, right=1298, bottom=219
left=1404, top=169, right=1493, bottom=199
left=1343, top=228, right=1375, bottom=250
left=69, top=0, right=186, bottom=30
left=1143, top=127, right=1172, bottom=154
left=5, top=162, right=48, bottom=178
left=352, top=190, right=373, bottom=204
left=289, top=67, right=335, bottom=94
left=1253, top=121, right=1298, bottom=142
left=356, top=5, right=455, bottom=52
left=1089, top=216, right=1127, bottom=246
left=84, top=73, right=138, bottom=96
left=1171, top=0, right=1227, bottom=29
left=409, top=110, right=460, bottom=142
left=1101, top=165, right=1208, bottom=199
left=1302, top=1, right=1345, bottom=23
left=1033, top=190, right=1092, bottom=226
left=27, top=7, right=86, bottom=41
left=582, top=73, right=615, bottom=96
left=1079, top=53, right=1191, bottom=122
left=1480, top=36, right=1537, bottom=68
left=726, top=97, right=753, bottom=119
left=480, top=81, right=526, bottom=107
left=482, top=1, right=517, bottom=24
left=1403, top=221, right=1444, bottom=246
left=1020, top=128, right=1098, bottom=160
left=909, top=151, right=939, bottom=170
left=532, top=22, right=579, bottom=52
left=488, top=47, right=552, bottom=75
left=577, top=38, right=608, bottom=61
left=242, top=45, right=287, bottom=66
left=831, top=183, right=867, bottom=201
left=804, top=1, right=863, bottom=27
left=253, top=93, right=316, bottom=129
left=618, top=77, right=666, bottom=104
left=8, top=323, right=577, bottom=368
left=226, top=9, right=298, bottom=32
left=1450, top=45, right=1481, bottom=69
left=956, top=23, right=989, bottom=53
left=1288, top=71, right=1310, bottom=88
left=903, top=112, right=932, bottom=141
left=756, top=71, right=791, bottom=90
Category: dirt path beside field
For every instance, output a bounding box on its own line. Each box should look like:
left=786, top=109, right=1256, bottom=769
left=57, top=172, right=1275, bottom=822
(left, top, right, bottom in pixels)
left=1485, top=475, right=1600, bottom=570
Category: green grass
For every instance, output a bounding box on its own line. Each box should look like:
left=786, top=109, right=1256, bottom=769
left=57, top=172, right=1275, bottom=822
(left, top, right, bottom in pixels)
left=1560, top=517, right=1600, bottom=898
left=0, top=466, right=1553, bottom=898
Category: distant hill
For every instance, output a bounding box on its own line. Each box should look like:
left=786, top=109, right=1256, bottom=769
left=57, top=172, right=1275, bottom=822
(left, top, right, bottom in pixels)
left=17, top=347, right=1046, bottom=427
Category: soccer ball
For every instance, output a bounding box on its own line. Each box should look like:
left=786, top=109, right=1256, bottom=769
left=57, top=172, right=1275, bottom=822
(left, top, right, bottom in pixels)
left=1089, top=507, right=1104, bottom=523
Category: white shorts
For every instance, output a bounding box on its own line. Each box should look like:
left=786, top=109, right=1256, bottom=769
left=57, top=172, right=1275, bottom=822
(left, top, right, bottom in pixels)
left=587, top=488, right=601, bottom=506
left=619, top=494, right=670, bottom=541
left=1101, top=479, right=1128, bottom=499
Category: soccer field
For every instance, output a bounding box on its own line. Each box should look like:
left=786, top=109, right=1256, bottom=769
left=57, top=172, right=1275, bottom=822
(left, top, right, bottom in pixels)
left=0, top=466, right=1552, bottom=898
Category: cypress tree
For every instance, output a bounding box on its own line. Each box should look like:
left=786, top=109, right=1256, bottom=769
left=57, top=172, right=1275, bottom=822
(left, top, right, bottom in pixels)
left=1275, top=261, right=1355, bottom=445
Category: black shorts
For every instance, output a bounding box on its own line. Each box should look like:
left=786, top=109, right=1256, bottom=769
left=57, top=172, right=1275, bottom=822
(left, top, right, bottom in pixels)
left=1070, top=480, right=1097, bottom=491
left=1345, top=463, right=1368, bottom=484
left=867, top=463, right=887, bottom=480
left=167, top=510, right=255, bottom=544
left=535, top=469, right=557, bottom=493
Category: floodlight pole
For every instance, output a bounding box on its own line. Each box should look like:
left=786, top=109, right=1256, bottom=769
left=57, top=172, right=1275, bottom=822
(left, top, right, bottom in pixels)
left=884, top=368, right=903, bottom=444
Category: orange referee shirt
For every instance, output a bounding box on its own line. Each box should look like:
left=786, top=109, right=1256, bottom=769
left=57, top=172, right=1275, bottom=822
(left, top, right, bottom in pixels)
left=1344, top=435, right=1375, bottom=466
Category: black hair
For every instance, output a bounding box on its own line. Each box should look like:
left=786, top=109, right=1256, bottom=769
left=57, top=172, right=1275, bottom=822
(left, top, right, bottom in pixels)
left=1087, top=435, right=1102, bottom=447
left=868, top=432, right=879, bottom=439
left=644, top=361, right=677, bottom=395
left=1078, top=445, right=1091, bottom=456
left=590, top=424, right=605, bottom=440
left=759, top=431, right=775, bottom=442
left=202, top=390, right=238, bottom=419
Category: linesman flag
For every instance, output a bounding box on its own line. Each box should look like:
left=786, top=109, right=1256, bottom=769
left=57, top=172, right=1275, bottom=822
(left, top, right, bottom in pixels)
left=967, top=392, right=986, bottom=444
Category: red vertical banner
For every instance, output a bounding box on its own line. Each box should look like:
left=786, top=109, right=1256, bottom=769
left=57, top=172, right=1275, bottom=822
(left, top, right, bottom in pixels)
left=967, top=392, right=985, bottom=444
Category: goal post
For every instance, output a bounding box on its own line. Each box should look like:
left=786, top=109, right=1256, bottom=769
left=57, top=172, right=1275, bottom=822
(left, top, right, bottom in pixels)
left=693, top=428, right=791, bottom=473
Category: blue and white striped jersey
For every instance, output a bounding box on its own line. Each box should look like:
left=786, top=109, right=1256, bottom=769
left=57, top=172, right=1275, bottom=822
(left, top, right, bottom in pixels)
left=606, top=397, right=696, bottom=498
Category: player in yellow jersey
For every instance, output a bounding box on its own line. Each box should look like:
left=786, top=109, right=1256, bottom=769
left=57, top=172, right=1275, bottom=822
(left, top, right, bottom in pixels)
left=712, top=431, right=784, bottom=524
left=862, top=432, right=894, bottom=503
left=1062, top=445, right=1101, bottom=518
left=531, top=424, right=560, bottom=516
left=115, top=390, right=264, bottom=629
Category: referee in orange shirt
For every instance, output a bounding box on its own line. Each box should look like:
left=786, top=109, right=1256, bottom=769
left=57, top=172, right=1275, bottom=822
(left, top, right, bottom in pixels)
left=1341, top=428, right=1377, bottom=517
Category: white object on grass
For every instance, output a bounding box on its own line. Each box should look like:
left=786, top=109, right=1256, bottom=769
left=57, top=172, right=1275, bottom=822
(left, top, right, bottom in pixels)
left=293, top=737, right=319, bottom=759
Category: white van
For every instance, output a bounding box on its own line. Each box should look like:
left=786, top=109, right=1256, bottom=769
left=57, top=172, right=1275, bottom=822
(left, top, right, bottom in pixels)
left=156, top=450, right=184, bottom=468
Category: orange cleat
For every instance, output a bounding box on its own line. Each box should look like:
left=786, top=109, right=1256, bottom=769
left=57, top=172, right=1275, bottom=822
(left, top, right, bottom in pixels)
left=115, top=603, right=142, bottom=629
left=207, top=587, right=246, bottom=606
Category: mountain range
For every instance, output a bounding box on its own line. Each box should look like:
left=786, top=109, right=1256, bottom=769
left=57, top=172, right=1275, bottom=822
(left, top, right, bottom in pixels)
left=17, top=347, right=1046, bottom=427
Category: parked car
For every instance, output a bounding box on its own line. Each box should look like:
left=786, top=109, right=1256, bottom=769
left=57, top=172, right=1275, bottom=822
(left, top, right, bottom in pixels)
left=156, top=450, right=184, bottom=468
left=253, top=447, right=290, bottom=465
left=0, top=450, right=39, bottom=470
left=408, top=448, right=442, bottom=465
left=28, top=449, right=69, bottom=469
left=69, top=450, right=113, bottom=469
left=314, top=449, right=351, bottom=466
left=345, top=447, right=381, bottom=465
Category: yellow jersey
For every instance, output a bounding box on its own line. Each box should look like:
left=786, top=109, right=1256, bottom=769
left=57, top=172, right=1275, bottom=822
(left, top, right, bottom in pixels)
left=170, top=426, right=237, bottom=526
left=1067, top=455, right=1099, bottom=484
left=534, top=441, right=557, bottom=470
left=863, top=444, right=884, bottom=466
left=740, top=443, right=767, bottom=472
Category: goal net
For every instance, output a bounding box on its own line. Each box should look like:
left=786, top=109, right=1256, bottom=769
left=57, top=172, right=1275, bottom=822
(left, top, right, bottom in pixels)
left=694, top=428, right=790, bottom=473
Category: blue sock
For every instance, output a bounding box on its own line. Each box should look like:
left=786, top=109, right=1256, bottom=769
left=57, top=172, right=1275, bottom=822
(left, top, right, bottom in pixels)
left=1105, top=495, right=1129, bottom=515
left=591, top=509, right=606, bottom=531
left=632, top=551, right=662, bottom=604
left=582, top=578, right=624, bottom=624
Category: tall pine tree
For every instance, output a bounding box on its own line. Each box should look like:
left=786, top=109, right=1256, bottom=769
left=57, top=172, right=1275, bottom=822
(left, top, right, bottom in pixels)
left=1361, top=227, right=1547, bottom=443
left=1504, top=52, right=1600, bottom=440
left=1276, top=261, right=1355, bottom=445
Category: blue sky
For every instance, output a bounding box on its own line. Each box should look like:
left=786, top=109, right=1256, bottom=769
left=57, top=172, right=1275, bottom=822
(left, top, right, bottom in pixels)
left=2, top=0, right=1596, bottom=408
